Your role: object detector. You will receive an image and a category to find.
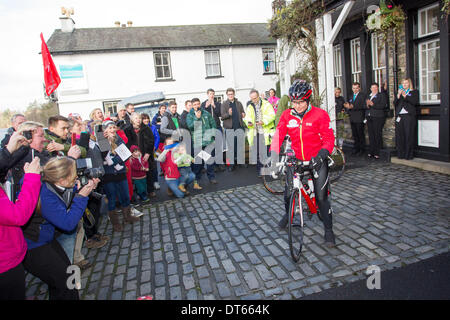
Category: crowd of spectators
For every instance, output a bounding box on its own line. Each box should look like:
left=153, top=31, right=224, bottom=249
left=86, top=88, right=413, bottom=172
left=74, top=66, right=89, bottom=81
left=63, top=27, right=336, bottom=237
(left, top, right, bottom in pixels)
left=0, top=86, right=280, bottom=300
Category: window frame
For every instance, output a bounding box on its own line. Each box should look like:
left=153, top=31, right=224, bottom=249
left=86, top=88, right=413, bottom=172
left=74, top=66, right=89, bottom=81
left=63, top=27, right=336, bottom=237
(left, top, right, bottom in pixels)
left=418, top=3, right=440, bottom=38
left=371, top=32, right=387, bottom=86
left=262, top=47, right=277, bottom=74
left=350, top=38, right=361, bottom=83
left=333, top=44, right=342, bottom=89
left=103, top=100, right=120, bottom=115
left=418, top=38, right=441, bottom=104
left=153, top=51, right=173, bottom=80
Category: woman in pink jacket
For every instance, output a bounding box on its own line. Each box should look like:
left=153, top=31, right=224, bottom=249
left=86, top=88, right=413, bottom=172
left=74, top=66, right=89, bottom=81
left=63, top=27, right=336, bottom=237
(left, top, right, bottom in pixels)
left=0, top=132, right=42, bottom=300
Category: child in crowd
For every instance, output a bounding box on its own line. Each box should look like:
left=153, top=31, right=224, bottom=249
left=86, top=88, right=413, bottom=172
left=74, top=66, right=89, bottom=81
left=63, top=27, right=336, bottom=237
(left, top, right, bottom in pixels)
left=157, top=138, right=192, bottom=198
left=173, top=143, right=195, bottom=193
left=129, top=145, right=150, bottom=203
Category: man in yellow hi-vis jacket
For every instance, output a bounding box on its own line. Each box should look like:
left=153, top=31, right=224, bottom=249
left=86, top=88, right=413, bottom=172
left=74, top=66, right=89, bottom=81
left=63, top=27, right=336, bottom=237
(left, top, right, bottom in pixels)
left=243, top=89, right=276, bottom=177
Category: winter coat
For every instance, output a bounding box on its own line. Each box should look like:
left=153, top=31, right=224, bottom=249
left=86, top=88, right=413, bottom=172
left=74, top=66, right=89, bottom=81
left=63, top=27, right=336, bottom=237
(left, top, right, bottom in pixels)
left=43, top=129, right=87, bottom=158
left=130, top=156, right=149, bottom=179
left=201, top=100, right=222, bottom=128
left=0, top=173, right=41, bottom=273
left=271, top=105, right=335, bottom=161
left=221, top=99, right=245, bottom=129
left=124, top=124, right=155, bottom=168
left=157, top=145, right=180, bottom=180
left=24, top=182, right=88, bottom=250
left=186, top=109, right=217, bottom=148
left=160, top=111, right=182, bottom=142
left=243, top=98, right=276, bottom=146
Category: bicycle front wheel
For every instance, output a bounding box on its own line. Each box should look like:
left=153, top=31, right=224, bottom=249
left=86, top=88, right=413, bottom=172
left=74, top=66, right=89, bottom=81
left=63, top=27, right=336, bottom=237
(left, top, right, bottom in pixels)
left=262, top=161, right=286, bottom=195
left=288, top=189, right=304, bottom=262
left=329, top=146, right=345, bottom=183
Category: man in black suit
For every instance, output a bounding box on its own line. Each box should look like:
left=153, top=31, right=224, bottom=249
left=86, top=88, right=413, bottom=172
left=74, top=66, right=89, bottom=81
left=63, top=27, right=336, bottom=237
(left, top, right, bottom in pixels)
left=344, top=82, right=367, bottom=155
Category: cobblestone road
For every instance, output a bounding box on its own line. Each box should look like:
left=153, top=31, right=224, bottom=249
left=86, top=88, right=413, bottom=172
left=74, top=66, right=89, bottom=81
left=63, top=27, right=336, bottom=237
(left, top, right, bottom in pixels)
left=25, top=163, right=450, bottom=299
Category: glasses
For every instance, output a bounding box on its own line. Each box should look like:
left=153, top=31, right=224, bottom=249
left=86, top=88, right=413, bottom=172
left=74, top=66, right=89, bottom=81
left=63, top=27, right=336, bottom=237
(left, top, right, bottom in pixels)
left=292, top=100, right=306, bottom=104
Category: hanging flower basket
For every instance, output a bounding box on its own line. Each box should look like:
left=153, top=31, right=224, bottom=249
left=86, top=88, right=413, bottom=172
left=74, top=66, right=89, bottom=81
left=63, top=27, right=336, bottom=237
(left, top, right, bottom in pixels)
left=366, top=0, right=406, bottom=39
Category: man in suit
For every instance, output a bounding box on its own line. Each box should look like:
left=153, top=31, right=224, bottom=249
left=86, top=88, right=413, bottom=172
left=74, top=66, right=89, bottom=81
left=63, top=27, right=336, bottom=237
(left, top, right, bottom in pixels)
left=344, top=82, right=367, bottom=155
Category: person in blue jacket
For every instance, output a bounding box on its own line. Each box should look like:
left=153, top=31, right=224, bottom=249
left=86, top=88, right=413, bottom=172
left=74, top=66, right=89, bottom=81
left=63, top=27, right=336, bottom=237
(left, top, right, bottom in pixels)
left=142, top=113, right=161, bottom=190
left=21, top=156, right=99, bottom=300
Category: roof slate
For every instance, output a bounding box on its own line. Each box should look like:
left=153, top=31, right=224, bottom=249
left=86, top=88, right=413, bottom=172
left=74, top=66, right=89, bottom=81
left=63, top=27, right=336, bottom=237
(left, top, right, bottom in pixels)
left=47, top=23, right=276, bottom=54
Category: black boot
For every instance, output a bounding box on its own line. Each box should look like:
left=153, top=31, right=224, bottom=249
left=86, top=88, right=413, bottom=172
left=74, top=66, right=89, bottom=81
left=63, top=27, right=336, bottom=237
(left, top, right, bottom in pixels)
left=324, top=228, right=336, bottom=248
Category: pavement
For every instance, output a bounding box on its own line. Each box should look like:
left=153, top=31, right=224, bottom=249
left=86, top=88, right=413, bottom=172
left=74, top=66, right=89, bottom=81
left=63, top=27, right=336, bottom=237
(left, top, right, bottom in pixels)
left=24, top=154, right=450, bottom=300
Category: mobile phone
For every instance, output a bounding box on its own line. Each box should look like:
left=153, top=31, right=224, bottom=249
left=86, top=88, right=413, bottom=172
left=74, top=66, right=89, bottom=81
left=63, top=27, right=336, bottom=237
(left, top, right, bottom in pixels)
left=23, top=130, right=33, bottom=140
left=71, top=133, right=76, bottom=146
left=399, top=84, right=404, bottom=90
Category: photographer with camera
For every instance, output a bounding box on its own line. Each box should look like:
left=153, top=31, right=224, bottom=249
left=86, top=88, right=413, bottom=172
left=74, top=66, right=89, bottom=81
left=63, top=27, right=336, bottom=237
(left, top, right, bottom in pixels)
left=21, top=156, right=99, bottom=300
left=102, top=120, right=140, bottom=232
left=0, top=133, right=41, bottom=300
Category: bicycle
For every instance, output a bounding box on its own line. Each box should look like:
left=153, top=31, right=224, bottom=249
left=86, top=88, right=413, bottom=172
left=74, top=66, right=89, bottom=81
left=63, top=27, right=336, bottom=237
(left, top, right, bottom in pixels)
left=262, top=137, right=345, bottom=195
left=281, top=149, right=327, bottom=262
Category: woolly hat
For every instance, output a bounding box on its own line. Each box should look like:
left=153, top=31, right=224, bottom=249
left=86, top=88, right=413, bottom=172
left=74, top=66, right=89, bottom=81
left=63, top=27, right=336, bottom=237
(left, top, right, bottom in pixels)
left=102, top=120, right=115, bottom=130
left=130, top=145, right=140, bottom=153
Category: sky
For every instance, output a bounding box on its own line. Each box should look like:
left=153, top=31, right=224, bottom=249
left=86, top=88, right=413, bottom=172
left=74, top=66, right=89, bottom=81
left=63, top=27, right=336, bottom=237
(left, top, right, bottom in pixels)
left=0, top=0, right=274, bottom=112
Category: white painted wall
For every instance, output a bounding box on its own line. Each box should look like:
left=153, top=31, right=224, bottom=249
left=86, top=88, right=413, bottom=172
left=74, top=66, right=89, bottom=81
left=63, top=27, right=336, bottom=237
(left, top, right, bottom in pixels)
left=54, top=45, right=278, bottom=119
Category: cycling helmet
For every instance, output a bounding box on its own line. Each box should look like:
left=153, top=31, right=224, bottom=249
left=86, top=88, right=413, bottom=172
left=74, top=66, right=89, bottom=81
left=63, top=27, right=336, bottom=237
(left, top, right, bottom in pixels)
left=289, top=80, right=312, bottom=102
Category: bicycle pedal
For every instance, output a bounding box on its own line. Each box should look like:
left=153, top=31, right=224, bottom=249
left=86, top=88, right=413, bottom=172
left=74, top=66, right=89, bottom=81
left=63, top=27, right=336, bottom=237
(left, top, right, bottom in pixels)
left=307, top=213, right=313, bottom=220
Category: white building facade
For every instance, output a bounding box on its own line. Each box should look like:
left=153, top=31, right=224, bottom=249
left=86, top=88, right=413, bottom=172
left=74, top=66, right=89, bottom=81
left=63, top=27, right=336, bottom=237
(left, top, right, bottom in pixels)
left=48, top=19, right=278, bottom=119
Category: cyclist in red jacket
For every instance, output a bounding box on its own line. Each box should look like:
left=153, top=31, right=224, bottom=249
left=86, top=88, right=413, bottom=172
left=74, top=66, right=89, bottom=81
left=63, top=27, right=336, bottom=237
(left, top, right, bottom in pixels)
left=270, top=80, right=336, bottom=247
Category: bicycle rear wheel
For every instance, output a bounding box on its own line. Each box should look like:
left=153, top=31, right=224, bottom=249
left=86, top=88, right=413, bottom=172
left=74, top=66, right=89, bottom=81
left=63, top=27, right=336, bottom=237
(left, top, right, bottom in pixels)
left=288, top=189, right=304, bottom=262
left=328, top=146, right=345, bottom=183
left=262, top=161, right=286, bottom=195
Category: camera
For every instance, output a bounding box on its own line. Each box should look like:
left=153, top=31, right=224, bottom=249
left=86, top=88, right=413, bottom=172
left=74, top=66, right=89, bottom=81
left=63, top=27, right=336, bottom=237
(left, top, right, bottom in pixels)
left=116, top=119, right=126, bottom=129
left=22, top=130, right=33, bottom=140
left=76, top=158, right=105, bottom=187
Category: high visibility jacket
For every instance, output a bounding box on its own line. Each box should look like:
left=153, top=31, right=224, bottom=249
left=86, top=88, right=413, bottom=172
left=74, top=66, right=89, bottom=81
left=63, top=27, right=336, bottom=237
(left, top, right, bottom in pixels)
left=243, top=98, right=276, bottom=146
left=270, top=105, right=335, bottom=161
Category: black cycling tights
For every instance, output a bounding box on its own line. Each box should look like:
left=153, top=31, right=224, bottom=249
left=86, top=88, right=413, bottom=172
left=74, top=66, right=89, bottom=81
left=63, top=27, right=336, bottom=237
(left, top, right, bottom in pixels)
left=283, top=162, right=332, bottom=230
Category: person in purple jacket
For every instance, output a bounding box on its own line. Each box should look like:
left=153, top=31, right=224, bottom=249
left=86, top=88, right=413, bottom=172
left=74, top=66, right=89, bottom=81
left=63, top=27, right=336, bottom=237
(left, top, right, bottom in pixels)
left=0, top=133, right=41, bottom=300
left=21, top=156, right=99, bottom=300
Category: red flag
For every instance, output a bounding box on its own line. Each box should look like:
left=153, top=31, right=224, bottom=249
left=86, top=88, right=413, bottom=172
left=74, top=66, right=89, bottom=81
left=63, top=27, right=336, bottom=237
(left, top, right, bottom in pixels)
left=40, top=33, right=61, bottom=96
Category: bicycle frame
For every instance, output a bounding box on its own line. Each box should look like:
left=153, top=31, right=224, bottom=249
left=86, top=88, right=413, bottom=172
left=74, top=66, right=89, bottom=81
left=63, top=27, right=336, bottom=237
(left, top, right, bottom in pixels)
left=292, top=170, right=318, bottom=215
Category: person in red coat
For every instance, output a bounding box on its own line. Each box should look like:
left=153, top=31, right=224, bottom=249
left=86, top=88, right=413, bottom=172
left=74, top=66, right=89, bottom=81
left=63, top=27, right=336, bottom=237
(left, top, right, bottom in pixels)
left=129, top=145, right=150, bottom=203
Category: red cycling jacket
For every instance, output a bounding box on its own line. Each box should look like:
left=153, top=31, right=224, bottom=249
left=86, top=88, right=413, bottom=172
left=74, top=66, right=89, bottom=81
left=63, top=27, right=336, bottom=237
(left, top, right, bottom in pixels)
left=270, top=106, right=335, bottom=161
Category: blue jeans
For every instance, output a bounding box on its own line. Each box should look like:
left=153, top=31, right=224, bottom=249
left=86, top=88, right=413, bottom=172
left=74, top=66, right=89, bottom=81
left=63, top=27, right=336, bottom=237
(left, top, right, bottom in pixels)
left=179, top=167, right=195, bottom=186
left=56, top=230, right=77, bottom=264
left=166, top=179, right=185, bottom=198
left=192, top=147, right=215, bottom=181
left=103, top=179, right=130, bottom=211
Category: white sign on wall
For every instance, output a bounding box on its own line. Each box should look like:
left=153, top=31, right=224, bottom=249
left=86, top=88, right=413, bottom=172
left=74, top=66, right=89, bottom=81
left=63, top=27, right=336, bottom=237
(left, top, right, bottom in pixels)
left=58, top=63, right=89, bottom=95
left=418, top=119, right=439, bottom=148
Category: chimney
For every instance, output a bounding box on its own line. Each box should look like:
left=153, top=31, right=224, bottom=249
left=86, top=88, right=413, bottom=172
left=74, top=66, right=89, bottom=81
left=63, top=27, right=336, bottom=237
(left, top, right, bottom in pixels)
left=115, top=21, right=120, bottom=27
left=127, top=21, right=133, bottom=27
left=60, top=16, right=75, bottom=32
left=60, top=7, right=75, bottom=33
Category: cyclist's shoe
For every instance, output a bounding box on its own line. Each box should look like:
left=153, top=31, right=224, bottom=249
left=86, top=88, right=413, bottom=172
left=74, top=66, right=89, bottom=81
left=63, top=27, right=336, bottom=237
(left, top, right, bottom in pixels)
left=278, top=215, right=288, bottom=230
left=324, top=228, right=336, bottom=248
